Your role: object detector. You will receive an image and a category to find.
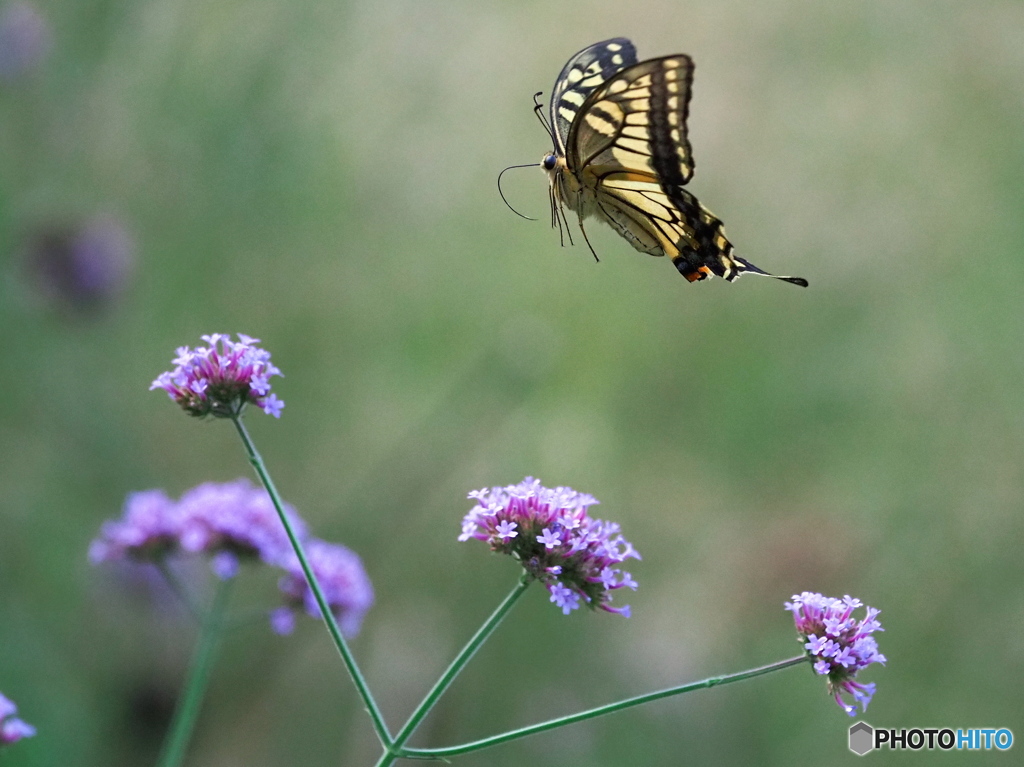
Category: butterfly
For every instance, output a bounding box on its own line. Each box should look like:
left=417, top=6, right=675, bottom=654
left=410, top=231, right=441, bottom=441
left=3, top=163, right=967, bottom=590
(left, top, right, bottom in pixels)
left=538, top=38, right=807, bottom=287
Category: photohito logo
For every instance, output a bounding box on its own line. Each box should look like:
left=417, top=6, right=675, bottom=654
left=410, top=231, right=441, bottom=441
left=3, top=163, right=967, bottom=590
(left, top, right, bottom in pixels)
left=849, top=722, right=1014, bottom=755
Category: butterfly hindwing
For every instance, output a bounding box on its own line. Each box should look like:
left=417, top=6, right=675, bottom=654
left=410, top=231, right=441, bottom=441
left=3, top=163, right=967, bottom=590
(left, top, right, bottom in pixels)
left=594, top=176, right=698, bottom=257
left=548, top=38, right=638, bottom=156
left=597, top=168, right=751, bottom=281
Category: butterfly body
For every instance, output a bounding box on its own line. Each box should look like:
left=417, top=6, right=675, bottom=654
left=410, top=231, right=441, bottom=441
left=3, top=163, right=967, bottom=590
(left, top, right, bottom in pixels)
left=543, top=154, right=598, bottom=224
left=540, top=39, right=807, bottom=287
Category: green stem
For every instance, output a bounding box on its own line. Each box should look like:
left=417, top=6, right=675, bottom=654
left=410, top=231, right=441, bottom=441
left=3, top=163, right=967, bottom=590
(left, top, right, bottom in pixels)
left=375, top=578, right=531, bottom=767
left=230, top=416, right=392, bottom=747
left=156, top=577, right=233, bottom=767
left=397, top=655, right=808, bottom=760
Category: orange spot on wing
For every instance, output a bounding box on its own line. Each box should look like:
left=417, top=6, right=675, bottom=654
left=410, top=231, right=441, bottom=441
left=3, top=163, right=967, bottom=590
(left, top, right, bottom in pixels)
left=683, top=265, right=712, bottom=282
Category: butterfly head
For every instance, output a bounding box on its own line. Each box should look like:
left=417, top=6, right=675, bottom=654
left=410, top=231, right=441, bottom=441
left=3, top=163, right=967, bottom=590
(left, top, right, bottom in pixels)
left=541, top=152, right=574, bottom=210
left=541, top=152, right=571, bottom=188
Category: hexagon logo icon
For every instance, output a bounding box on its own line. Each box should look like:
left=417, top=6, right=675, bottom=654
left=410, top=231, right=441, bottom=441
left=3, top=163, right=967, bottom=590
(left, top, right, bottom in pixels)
left=849, top=721, right=874, bottom=755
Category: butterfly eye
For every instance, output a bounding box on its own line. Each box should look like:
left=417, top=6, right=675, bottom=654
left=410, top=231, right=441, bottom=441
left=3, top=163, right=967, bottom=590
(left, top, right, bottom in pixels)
left=542, top=154, right=557, bottom=171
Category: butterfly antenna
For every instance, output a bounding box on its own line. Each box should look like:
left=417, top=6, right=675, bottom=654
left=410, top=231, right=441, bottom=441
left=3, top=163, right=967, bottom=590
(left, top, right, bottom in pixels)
left=533, top=91, right=556, bottom=144
left=735, top=257, right=808, bottom=287
left=497, top=163, right=539, bottom=220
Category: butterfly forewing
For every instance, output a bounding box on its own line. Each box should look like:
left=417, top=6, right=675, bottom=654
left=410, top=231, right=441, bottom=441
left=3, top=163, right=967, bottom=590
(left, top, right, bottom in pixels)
left=566, top=56, right=695, bottom=185
left=548, top=38, right=638, bottom=155
left=565, top=55, right=746, bottom=279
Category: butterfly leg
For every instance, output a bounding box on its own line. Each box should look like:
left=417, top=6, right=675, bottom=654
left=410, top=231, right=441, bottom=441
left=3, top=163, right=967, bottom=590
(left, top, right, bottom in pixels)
left=577, top=216, right=600, bottom=263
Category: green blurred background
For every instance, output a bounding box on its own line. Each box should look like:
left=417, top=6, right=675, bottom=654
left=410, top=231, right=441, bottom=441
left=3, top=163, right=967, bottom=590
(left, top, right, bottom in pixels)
left=2, top=0, right=1023, bottom=764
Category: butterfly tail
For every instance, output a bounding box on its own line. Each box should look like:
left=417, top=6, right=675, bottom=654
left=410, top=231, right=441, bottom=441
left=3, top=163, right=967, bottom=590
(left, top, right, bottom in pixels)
left=731, top=256, right=809, bottom=287
left=671, top=253, right=808, bottom=287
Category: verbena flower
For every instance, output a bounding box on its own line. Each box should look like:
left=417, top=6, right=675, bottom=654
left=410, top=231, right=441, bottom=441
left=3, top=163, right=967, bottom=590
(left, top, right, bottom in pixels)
left=175, top=479, right=307, bottom=574
left=274, top=539, right=374, bottom=637
left=89, top=480, right=305, bottom=577
left=92, top=481, right=374, bottom=637
left=88, top=489, right=182, bottom=564
left=0, top=692, right=35, bottom=745
left=150, top=333, right=284, bottom=418
left=785, top=591, right=886, bottom=716
left=460, top=477, right=639, bottom=616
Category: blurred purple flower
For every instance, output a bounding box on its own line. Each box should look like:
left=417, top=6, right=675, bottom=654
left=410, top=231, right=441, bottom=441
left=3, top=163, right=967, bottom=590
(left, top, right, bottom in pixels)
left=176, top=479, right=306, bottom=569
left=269, top=606, right=295, bottom=636
left=785, top=592, right=887, bottom=716
left=24, top=215, right=135, bottom=314
left=276, top=539, right=374, bottom=637
left=88, top=489, right=181, bottom=565
left=0, top=2, right=51, bottom=82
left=93, top=481, right=372, bottom=637
left=90, top=480, right=305, bottom=576
left=460, top=477, right=640, bottom=616
left=0, top=692, right=35, bottom=745
left=150, top=333, right=284, bottom=419
left=210, top=551, right=239, bottom=580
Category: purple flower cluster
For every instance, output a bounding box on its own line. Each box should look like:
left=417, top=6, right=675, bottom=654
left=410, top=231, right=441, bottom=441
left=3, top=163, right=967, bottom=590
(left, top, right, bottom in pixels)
left=460, top=477, right=639, bottom=616
left=785, top=592, right=886, bottom=716
left=89, top=480, right=305, bottom=576
left=273, top=539, right=374, bottom=638
left=88, top=489, right=183, bottom=564
left=0, top=693, right=35, bottom=746
left=175, top=481, right=308, bottom=576
left=150, top=333, right=284, bottom=418
left=90, top=480, right=372, bottom=636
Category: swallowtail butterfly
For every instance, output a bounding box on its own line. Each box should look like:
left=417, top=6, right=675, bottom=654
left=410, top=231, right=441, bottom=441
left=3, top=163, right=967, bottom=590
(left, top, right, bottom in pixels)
left=539, top=38, right=807, bottom=287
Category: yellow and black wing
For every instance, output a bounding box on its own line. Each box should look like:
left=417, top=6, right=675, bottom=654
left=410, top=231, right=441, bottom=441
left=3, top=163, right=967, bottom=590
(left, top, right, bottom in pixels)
left=548, top=39, right=638, bottom=158
left=564, top=53, right=807, bottom=286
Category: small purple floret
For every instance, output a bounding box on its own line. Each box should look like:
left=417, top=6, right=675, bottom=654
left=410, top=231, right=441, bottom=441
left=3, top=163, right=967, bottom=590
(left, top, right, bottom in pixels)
left=786, top=591, right=886, bottom=716
left=549, top=582, right=580, bottom=615
left=269, top=606, right=296, bottom=636
left=210, top=551, right=239, bottom=580
left=537, top=528, right=561, bottom=549
left=0, top=693, right=35, bottom=746
left=260, top=393, right=285, bottom=418
left=459, top=477, right=640, bottom=617
left=150, top=333, right=284, bottom=419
